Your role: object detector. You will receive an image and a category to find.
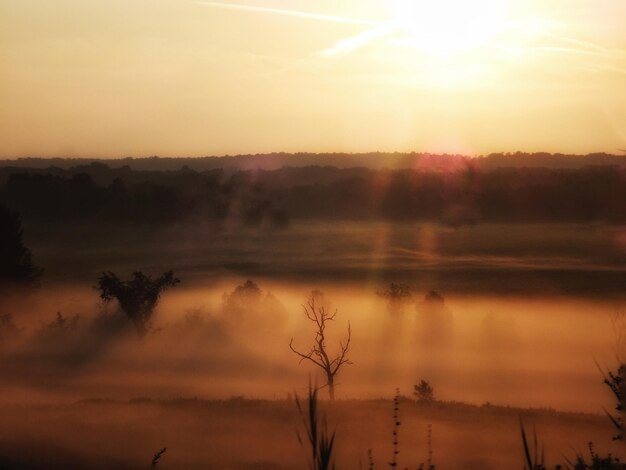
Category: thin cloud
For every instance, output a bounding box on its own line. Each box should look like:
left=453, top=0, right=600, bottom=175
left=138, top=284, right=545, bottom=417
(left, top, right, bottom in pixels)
left=194, top=2, right=626, bottom=79
left=319, top=22, right=395, bottom=57
left=194, top=1, right=379, bottom=26
left=534, top=46, right=614, bottom=58
left=544, top=33, right=610, bottom=53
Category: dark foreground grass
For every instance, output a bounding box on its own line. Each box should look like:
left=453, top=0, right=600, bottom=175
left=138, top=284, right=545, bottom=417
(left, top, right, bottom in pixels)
left=0, top=397, right=617, bottom=469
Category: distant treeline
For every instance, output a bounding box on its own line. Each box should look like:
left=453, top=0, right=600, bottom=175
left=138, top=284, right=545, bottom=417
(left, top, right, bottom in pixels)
left=1, top=151, right=625, bottom=172
left=1, top=159, right=625, bottom=225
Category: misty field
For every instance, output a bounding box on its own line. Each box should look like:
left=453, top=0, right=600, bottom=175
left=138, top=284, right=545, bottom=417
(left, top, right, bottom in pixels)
left=25, top=220, right=626, bottom=296
left=1, top=220, right=625, bottom=468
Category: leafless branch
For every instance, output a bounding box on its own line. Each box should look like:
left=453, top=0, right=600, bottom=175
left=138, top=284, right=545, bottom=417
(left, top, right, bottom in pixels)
left=290, top=337, right=325, bottom=369
left=290, top=292, right=353, bottom=399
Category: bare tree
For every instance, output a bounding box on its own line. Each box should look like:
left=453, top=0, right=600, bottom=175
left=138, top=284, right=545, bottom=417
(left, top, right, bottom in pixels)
left=289, top=292, right=352, bottom=400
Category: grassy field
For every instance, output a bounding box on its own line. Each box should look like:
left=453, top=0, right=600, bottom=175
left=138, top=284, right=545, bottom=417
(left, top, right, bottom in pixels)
left=24, top=220, right=626, bottom=297
left=0, top=398, right=617, bottom=469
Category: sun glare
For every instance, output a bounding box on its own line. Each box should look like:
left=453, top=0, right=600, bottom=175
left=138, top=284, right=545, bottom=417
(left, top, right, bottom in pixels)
left=388, top=0, right=510, bottom=57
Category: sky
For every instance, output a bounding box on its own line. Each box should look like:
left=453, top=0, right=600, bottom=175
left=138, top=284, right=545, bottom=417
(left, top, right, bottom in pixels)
left=1, top=0, right=625, bottom=158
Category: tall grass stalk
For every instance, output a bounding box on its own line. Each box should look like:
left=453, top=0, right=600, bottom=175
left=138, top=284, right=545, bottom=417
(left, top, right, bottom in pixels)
left=389, top=388, right=400, bottom=468
left=296, top=383, right=336, bottom=470
left=520, top=419, right=547, bottom=470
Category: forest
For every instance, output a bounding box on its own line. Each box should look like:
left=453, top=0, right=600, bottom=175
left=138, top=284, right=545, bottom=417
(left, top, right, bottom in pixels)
left=1, top=153, right=625, bottom=227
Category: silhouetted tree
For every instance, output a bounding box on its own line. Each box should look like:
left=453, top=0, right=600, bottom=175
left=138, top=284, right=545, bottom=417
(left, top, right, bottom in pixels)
left=221, top=280, right=287, bottom=336
left=0, top=313, right=19, bottom=342
left=423, top=291, right=444, bottom=306
left=289, top=291, right=352, bottom=400
left=223, top=280, right=262, bottom=311
left=414, top=380, right=434, bottom=403
left=377, top=283, right=412, bottom=316
left=0, top=203, right=42, bottom=286
left=44, top=312, right=80, bottom=333
left=416, top=291, right=453, bottom=340
left=97, top=270, right=180, bottom=337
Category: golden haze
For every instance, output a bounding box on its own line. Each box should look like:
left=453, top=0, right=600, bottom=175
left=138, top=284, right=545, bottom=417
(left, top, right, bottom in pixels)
left=1, top=0, right=625, bottom=157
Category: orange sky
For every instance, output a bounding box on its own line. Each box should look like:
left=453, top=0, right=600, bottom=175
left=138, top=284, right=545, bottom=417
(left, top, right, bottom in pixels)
left=1, top=0, right=625, bottom=157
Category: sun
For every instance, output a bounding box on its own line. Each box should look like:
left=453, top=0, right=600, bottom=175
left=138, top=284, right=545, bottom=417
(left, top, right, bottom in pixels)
left=388, top=0, right=510, bottom=58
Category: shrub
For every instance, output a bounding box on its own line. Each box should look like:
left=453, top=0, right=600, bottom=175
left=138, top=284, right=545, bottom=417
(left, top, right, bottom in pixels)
left=414, top=380, right=435, bottom=403
left=97, top=270, right=180, bottom=337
